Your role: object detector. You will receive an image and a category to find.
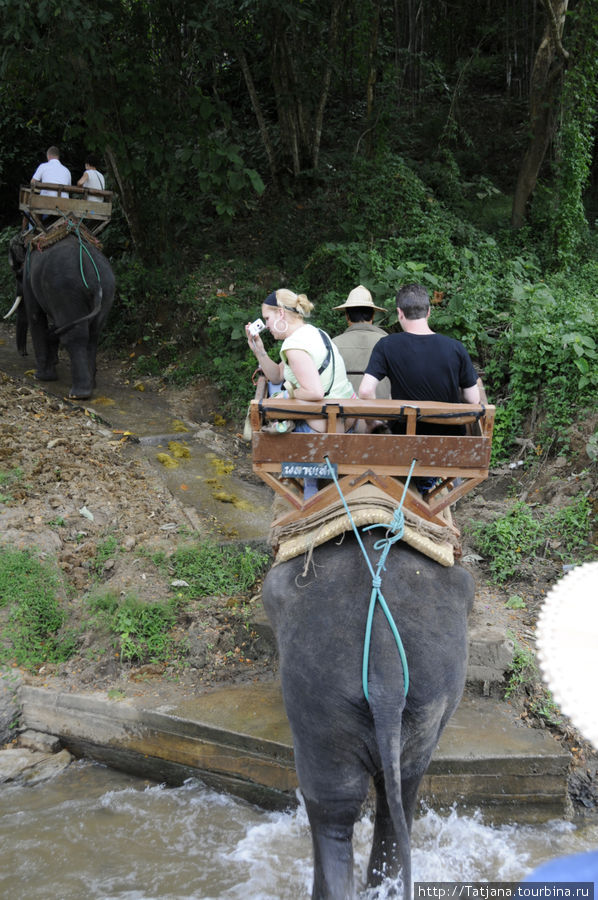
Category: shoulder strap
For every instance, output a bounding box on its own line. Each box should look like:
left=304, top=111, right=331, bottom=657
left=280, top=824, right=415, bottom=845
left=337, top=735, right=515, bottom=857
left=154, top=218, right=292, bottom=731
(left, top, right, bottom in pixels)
left=318, top=329, right=336, bottom=397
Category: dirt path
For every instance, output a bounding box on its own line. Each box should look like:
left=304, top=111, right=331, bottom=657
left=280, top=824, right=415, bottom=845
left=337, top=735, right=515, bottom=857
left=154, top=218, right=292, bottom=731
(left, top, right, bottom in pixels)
left=1, top=326, right=597, bottom=810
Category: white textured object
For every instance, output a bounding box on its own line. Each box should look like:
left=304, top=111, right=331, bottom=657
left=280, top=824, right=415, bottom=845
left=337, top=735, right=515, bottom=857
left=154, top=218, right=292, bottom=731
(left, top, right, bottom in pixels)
left=536, top=561, right=598, bottom=749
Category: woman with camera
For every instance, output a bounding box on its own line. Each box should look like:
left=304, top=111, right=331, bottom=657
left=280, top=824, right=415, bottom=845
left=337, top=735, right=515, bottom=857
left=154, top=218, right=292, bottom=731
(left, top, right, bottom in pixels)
left=246, top=289, right=354, bottom=496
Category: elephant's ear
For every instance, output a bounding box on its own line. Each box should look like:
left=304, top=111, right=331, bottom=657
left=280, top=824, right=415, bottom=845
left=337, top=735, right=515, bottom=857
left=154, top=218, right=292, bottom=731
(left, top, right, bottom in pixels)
left=9, top=233, right=26, bottom=268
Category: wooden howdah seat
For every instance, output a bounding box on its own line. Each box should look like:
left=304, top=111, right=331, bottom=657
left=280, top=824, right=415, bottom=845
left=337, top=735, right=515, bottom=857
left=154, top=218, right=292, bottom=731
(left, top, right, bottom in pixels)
left=250, top=376, right=495, bottom=538
left=20, top=182, right=113, bottom=237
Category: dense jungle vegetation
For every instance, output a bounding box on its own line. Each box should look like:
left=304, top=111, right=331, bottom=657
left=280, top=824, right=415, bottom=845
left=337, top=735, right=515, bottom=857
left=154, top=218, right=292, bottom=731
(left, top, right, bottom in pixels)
left=1, top=0, right=597, bottom=467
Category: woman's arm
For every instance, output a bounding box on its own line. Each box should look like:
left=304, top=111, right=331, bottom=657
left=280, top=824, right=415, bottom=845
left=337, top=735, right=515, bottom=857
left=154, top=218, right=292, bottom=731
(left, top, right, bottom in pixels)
left=246, top=326, right=284, bottom=383
left=284, top=349, right=324, bottom=400
left=77, top=171, right=89, bottom=187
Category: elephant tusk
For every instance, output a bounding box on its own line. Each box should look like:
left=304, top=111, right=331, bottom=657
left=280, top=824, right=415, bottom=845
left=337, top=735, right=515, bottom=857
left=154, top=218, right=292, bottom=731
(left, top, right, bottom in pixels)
left=3, top=295, right=22, bottom=319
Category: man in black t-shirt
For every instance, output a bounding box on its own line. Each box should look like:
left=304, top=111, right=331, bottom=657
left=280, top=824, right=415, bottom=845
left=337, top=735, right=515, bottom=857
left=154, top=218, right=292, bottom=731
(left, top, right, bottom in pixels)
left=358, top=281, right=480, bottom=487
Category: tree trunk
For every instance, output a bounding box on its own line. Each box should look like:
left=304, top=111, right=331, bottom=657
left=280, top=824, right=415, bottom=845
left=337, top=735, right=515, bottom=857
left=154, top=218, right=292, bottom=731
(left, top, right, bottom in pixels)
left=365, top=0, right=381, bottom=158
left=312, top=0, right=343, bottom=170
left=237, top=47, right=279, bottom=189
left=103, top=144, right=145, bottom=258
left=511, top=0, right=569, bottom=228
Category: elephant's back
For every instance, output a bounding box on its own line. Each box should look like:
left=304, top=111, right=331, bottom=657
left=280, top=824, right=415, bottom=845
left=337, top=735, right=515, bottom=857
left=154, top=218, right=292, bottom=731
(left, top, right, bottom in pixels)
left=263, top=533, right=472, bottom=699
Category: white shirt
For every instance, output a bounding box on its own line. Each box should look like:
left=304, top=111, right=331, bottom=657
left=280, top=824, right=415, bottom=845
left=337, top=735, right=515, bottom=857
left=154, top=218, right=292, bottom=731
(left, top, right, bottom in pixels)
left=31, top=157, right=72, bottom=197
left=83, top=168, right=105, bottom=201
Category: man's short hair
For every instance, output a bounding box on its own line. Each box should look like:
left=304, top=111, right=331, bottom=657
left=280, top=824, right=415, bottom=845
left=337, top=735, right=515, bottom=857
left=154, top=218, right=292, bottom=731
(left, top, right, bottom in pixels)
left=347, top=307, right=375, bottom=323
left=47, top=146, right=60, bottom=159
left=396, top=283, right=430, bottom=320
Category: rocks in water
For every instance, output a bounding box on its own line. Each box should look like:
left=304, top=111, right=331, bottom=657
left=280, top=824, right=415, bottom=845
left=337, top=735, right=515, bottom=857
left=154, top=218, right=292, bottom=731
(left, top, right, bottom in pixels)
left=0, top=746, right=73, bottom=785
left=0, top=668, right=21, bottom=746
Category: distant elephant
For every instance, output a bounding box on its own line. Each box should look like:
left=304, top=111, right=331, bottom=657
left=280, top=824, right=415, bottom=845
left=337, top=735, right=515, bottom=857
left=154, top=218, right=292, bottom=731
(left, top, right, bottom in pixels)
left=262, top=533, right=474, bottom=899
left=7, top=233, right=115, bottom=399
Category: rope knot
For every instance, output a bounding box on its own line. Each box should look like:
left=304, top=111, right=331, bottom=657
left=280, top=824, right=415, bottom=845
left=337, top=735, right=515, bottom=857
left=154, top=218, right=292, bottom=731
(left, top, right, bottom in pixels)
left=371, top=574, right=382, bottom=589
left=390, top=508, right=405, bottom=534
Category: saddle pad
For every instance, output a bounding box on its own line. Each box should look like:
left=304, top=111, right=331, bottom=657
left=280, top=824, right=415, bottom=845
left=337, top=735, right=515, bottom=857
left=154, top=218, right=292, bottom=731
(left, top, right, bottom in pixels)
left=272, top=485, right=456, bottom=567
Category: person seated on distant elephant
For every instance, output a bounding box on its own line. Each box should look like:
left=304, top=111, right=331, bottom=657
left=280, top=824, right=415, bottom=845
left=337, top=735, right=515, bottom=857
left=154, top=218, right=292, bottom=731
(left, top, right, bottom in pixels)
left=23, top=146, right=72, bottom=231
left=246, top=289, right=355, bottom=498
left=77, top=154, right=106, bottom=200
left=30, top=146, right=71, bottom=198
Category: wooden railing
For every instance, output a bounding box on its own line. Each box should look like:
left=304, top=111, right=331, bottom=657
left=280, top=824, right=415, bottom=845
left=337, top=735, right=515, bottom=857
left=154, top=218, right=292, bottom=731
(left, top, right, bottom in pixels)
left=250, top=377, right=495, bottom=534
left=20, top=183, right=113, bottom=235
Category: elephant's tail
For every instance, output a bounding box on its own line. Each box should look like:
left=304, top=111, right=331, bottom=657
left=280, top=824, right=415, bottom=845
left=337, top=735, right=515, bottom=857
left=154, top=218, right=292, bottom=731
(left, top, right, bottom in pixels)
left=375, top=722, right=412, bottom=897
left=53, top=282, right=103, bottom=337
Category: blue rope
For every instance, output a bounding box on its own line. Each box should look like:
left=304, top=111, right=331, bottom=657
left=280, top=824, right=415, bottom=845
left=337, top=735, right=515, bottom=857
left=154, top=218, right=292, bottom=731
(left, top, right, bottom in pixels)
left=323, top=455, right=416, bottom=702
left=66, top=218, right=101, bottom=289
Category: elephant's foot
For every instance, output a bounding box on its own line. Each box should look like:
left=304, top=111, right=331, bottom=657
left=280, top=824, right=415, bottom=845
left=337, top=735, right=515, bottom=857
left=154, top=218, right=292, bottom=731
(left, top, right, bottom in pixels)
left=35, top=369, right=58, bottom=382
left=69, top=388, right=92, bottom=400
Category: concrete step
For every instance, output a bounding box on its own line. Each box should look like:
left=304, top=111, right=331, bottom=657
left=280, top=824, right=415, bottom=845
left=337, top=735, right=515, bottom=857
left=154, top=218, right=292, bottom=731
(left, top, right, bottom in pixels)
left=20, top=682, right=569, bottom=823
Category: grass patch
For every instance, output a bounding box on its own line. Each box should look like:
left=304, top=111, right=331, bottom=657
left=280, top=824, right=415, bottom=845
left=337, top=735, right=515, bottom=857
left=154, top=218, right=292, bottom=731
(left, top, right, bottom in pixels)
left=151, top=541, right=269, bottom=597
left=92, top=535, right=121, bottom=578
left=0, top=466, right=24, bottom=504
left=504, top=638, right=562, bottom=728
left=0, top=547, right=75, bottom=669
left=85, top=591, right=178, bottom=663
left=470, top=495, right=595, bottom=583
left=112, top=596, right=177, bottom=663
left=504, top=641, right=536, bottom=700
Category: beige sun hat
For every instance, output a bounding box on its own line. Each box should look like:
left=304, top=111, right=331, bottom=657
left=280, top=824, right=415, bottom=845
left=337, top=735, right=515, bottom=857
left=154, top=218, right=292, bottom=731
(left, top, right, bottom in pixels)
left=333, top=284, right=386, bottom=312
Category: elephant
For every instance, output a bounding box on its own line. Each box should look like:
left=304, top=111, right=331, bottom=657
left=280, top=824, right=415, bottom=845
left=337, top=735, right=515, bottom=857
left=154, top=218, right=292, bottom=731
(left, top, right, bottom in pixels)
left=7, top=233, right=115, bottom=399
left=262, top=532, right=474, bottom=899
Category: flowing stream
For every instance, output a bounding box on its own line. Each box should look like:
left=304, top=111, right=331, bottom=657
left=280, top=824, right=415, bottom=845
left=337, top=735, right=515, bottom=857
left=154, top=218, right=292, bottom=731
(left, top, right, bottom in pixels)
left=2, top=761, right=597, bottom=899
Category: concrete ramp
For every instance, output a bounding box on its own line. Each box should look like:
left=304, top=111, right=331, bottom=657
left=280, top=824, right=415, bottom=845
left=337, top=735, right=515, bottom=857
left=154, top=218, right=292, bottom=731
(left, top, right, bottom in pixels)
left=20, top=683, right=570, bottom=822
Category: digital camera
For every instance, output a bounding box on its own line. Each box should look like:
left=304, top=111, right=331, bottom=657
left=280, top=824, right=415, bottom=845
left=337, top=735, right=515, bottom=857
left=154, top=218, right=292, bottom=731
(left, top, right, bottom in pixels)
left=248, top=318, right=266, bottom=337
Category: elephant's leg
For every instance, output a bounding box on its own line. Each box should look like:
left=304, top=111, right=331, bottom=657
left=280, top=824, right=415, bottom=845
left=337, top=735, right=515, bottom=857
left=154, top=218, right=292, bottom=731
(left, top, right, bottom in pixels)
left=87, top=328, right=100, bottom=389
left=367, top=772, right=401, bottom=887
left=61, top=323, right=93, bottom=398
left=303, top=798, right=357, bottom=900
left=28, top=308, right=58, bottom=381
left=48, top=333, right=59, bottom=370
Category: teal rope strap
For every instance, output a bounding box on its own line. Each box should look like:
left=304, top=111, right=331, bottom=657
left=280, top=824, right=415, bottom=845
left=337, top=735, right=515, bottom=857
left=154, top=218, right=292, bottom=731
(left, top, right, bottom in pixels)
left=323, top=455, right=416, bottom=702
left=66, top=218, right=101, bottom=289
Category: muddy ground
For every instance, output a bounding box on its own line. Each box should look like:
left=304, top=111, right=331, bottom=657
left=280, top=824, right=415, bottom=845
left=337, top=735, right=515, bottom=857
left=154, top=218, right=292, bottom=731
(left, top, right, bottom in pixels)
left=1, top=347, right=597, bottom=809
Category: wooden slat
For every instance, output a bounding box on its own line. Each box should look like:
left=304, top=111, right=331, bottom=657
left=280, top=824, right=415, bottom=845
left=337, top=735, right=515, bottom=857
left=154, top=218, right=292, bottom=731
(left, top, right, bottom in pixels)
left=20, top=185, right=112, bottom=222
left=252, top=432, right=492, bottom=469
left=250, top=391, right=495, bottom=531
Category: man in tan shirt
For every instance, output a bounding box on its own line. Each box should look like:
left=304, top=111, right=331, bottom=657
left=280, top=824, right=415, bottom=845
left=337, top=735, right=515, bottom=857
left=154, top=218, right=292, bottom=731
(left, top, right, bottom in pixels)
left=332, top=285, right=391, bottom=398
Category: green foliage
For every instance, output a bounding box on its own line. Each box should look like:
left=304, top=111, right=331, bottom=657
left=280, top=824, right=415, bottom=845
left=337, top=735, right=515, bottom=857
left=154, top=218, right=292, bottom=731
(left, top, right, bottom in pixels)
left=504, top=641, right=537, bottom=699
left=505, top=594, right=526, bottom=610
left=504, top=639, right=562, bottom=726
left=0, top=548, right=75, bottom=669
left=152, top=541, right=269, bottom=597
left=0, top=226, right=17, bottom=299
left=92, top=535, right=121, bottom=578
left=0, top=1, right=264, bottom=260
left=471, top=502, right=543, bottom=583
left=0, top=466, right=23, bottom=504
left=111, top=596, right=177, bottom=663
left=470, top=495, right=594, bottom=583
left=551, top=2, right=598, bottom=267
left=528, top=693, right=563, bottom=728
left=85, top=590, right=177, bottom=663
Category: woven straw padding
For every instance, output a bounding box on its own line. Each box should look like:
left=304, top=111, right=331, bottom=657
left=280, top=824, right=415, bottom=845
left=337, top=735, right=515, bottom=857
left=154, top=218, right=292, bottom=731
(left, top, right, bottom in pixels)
left=272, top=484, right=456, bottom=567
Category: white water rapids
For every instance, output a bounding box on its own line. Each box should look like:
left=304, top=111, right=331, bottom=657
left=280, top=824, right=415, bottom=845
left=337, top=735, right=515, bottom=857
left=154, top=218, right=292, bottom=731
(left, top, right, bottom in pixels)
left=1, top=761, right=597, bottom=899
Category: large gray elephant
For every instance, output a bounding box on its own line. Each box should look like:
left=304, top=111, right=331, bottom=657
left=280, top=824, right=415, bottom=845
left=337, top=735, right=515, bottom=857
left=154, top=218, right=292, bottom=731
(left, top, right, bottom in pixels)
left=262, top=532, right=474, bottom=899
left=7, top=233, right=115, bottom=399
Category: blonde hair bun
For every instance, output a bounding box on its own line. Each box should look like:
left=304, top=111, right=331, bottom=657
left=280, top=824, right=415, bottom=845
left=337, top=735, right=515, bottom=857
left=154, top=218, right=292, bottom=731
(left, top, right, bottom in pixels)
left=276, top=289, right=314, bottom=319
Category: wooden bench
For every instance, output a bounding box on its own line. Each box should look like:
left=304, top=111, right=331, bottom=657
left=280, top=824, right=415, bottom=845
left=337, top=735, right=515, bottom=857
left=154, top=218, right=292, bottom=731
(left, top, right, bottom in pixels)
left=250, top=377, right=495, bottom=536
left=20, top=183, right=113, bottom=236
